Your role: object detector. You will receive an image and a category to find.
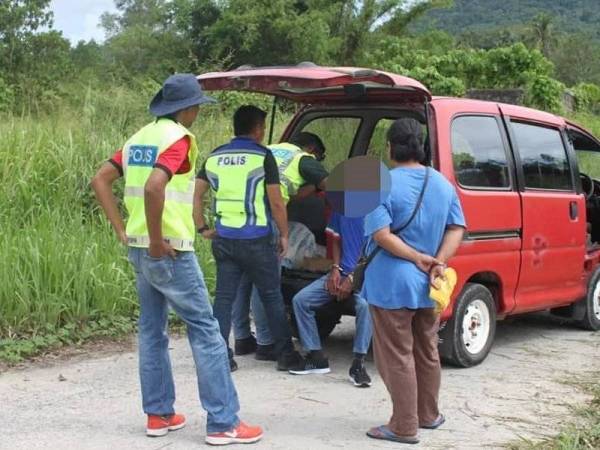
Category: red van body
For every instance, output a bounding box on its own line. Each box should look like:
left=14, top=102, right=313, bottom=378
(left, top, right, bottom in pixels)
left=198, top=65, right=600, bottom=367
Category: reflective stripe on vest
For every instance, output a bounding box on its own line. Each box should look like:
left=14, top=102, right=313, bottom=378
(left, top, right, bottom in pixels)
left=268, top=142, right=314, bottom=204
left=122, top=119, right=198, bottom=251
left=204, top=147, right=269, bottom=232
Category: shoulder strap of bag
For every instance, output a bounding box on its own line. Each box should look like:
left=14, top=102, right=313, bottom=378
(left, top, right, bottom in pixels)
left=362, top=167, right=430, bottom=265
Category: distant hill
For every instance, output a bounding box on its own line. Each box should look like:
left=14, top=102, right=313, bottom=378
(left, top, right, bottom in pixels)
left=414, top=0, right=600, bottom=39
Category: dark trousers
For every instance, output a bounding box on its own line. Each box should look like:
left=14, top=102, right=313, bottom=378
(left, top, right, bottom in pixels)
left=370, top=305, right=441, bottom=437
left=212, top=235, right=294, bottom=358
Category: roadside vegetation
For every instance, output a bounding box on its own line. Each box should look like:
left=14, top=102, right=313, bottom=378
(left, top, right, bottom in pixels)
left=510, top=373, right=600, bottom=450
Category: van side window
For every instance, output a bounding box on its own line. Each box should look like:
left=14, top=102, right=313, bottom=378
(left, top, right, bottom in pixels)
left=511, top=122, right=572, bottom=191
left=451, top=116, right=511, bottom=189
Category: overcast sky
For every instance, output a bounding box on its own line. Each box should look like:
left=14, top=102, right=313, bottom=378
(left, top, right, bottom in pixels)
left=50, top=0, right=118, bottom=43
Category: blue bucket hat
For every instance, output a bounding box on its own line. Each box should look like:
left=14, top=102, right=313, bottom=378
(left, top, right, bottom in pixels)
left=149, top=73, right=216, bottom=116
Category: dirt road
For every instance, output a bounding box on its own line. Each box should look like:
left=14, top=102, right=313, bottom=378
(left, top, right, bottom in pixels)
left=1, top=313, right=599, bottom=450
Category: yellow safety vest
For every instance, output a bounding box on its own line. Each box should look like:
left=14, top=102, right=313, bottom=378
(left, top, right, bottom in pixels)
left=204, top=137, right=271, bottom=238
left=122, top=118, right=198, bottom=251
left=268, top=142, right=314, bottom=204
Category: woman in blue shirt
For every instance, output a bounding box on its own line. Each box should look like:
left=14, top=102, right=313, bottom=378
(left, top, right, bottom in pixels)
left=363, top=118, right=466, bottom=444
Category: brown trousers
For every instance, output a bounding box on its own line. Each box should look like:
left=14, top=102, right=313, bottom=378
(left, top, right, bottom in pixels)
left=370, top=305, right=441, bottom=437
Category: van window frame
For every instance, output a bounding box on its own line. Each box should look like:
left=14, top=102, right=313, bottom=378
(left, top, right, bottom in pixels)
left=506, top=119, right=577, bottom=193
left=450, top=113, right=516, bottom=192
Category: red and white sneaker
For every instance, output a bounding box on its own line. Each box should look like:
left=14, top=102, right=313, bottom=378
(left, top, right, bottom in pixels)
left=205, top=421, right=263, bottom=446
left=146, top=413, right=187, bottom=437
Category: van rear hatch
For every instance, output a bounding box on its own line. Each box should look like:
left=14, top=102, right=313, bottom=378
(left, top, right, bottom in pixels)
left=197, top=65, right=431, bottom=104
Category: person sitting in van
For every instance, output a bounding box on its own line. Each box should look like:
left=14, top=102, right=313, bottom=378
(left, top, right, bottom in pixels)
left=287, top=211, right=373, bottom=388
left=231, top=132, right=329, bottom=364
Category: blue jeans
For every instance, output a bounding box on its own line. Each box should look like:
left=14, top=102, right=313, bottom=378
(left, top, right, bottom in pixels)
left=232, top=275, right=273, bottom=345
left=128, top=248, right=240, bottom=433
left=211, top=235, right=294, bottom=357
left=292, top=275, right=373, bottom=354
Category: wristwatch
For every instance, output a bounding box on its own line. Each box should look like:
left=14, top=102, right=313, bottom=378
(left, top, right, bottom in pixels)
left=331, top=263, right=342, bottom=272
left=197, top=225, right=210, bottom=234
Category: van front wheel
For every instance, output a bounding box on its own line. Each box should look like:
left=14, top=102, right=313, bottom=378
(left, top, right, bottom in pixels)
left=438, top=283, right=496, bottom=368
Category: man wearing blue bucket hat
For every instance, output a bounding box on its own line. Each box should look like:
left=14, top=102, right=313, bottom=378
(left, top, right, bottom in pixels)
left=91, top=74, right=263, bottom=446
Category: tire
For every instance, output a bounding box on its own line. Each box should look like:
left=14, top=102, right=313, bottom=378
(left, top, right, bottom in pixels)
left=439, top=283, right=497, bottom=368
left=577, top=267, right=600, bottom=331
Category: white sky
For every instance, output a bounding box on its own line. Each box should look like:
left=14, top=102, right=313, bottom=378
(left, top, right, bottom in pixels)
left=50, top=0, right=118, bottom=43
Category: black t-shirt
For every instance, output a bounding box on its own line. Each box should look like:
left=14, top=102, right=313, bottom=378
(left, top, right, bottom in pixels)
left=298, top=156, right=328, bottom=186
left=197, top=147, right=280, bottom=185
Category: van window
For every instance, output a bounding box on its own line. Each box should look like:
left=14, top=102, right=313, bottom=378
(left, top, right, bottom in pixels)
left=511, top=121, right=573, bottom=191
left=570, top=129, right=600, bottom=179
left=298, top=117, right=361, bottom=171
left=368, top=117, right=428, bottom=167
left=451, top=116, right=511, bottom=189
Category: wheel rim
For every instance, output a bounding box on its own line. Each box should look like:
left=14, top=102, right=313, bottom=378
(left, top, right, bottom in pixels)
left=593, top=281, right=600, bottom=321
left=461, top=299, right=491, bottom=355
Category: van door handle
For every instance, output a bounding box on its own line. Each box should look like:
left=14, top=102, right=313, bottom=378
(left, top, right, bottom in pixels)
left=570, top=201, right=579, bottom=220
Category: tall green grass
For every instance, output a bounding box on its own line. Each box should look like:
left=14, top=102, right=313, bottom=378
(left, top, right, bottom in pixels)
left=0, top=83, right=296, bottom=362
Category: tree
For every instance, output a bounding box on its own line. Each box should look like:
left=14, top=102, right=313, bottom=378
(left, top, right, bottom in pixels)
left=524, top=12, right=557, bottom=57
left=0, top=0, right=54, bottom=82
left=206, top=0, right=332, bottom=67
left=101, top=0, right=193, bottom=79
left=551, top=33, right=600, bottom=86
left=320, top=0, right=451, bottom=65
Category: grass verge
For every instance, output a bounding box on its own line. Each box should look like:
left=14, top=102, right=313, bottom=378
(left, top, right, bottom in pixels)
left=509, top=373, right=600, bottom=450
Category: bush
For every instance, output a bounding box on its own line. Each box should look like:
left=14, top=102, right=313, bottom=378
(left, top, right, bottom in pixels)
left=525, top=75, right=565, bottom=113
left=573, top=83, right=600, bottom=112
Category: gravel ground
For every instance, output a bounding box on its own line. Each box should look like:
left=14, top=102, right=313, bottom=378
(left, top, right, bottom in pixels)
left=1, top=313, right=599, bottom=450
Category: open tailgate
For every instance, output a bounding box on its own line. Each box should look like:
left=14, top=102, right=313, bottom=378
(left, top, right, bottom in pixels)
left=197, top=65, right=431, bottom=104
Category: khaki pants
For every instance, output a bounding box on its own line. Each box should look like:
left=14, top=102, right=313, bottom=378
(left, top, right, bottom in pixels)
left=370, top=305, right=441, bottom=437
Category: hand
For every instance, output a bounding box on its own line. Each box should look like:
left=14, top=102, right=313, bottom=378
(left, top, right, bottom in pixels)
left=327, top=269, right=341, bottom=296
left=201, top=229, right=217, bottom=240
left=117, top=230, right=128, bottom=246
left=336, top=276, right=353, bottom=302
left=430, top=263, right=447, bottom=288
left=414, top=252, right=439, bottom=273
left=148, top=240, right=176, bottom=259
left=278, top=236, right=289, bottom=258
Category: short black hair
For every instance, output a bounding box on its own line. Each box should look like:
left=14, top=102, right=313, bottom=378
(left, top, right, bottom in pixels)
left=387, top=118, right=425, bottom=163
left=233, top=105, right=267, bottom=136
left=289, top=131, right=326, bottom=156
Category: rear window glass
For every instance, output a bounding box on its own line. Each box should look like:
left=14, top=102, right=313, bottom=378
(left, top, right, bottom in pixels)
left=511, top=121, right=572, bottom=191
left=298, top=117, right=361, bottom=171
left=368, top=117, right=428, bottom=167
left=451, top=116, right=511, bottom=189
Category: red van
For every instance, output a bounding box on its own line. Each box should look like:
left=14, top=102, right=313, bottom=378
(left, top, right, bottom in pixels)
left=198, top=65, right=600, bottom=367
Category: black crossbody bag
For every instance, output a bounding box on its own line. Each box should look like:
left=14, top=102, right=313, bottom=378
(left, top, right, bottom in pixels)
left=352, top=167, right=430, bottom=292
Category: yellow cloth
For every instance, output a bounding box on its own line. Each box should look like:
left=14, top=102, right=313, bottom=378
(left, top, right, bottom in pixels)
left=429, top=267, right=458, bottom=314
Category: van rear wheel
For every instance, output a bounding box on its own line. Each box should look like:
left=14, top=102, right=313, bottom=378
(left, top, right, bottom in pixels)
left=439, top=283, right=496, bottom=368
left=578, top=268, right=600, bottom=331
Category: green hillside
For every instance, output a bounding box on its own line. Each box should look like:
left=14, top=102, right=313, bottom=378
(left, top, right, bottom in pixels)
left=415, top=0, right=600, bottom=39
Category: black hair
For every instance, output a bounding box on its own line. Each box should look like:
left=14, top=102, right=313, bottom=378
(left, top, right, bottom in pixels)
left=233, top=105, right=267, bottom=136
left=289, top=131, right=326, bottom=156
left=386, top=118, right=425, bottom=163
